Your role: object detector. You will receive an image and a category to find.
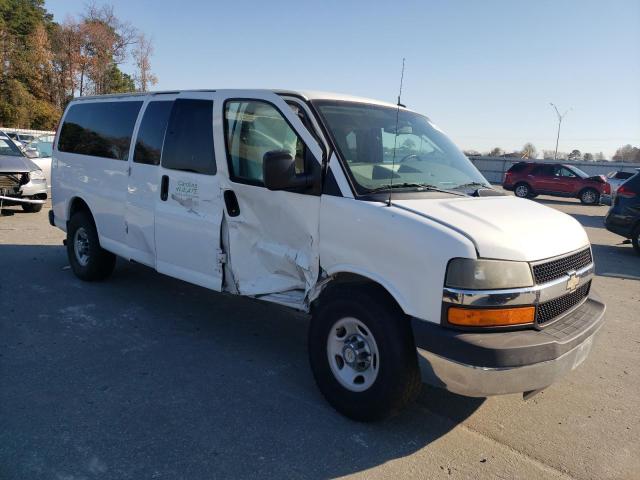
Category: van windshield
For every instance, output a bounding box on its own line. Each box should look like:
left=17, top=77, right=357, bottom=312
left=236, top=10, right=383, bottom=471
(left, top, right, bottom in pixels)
left=314, top=101, right=489, bottom=195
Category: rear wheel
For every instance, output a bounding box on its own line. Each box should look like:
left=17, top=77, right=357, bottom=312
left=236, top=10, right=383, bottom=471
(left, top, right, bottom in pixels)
left=514, top=183, right=531, bottom=198
left=67, top=211, right=116, bottom=281
left=21, top=202, right=43, bottom=213
left=632, top=224, right=640, bottom=255
left=580, top=188, right=599, bottom=205
left=309, top=286, right=421, bottom=421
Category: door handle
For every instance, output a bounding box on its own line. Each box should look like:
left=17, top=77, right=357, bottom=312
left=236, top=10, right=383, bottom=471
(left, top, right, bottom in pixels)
left=160, top=175, right=169, bottom=201
left=223, top=190, right=240, bottom=217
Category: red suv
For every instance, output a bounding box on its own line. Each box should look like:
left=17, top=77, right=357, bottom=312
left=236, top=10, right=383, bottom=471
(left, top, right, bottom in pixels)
left=503, top=162, right=610, bottom=205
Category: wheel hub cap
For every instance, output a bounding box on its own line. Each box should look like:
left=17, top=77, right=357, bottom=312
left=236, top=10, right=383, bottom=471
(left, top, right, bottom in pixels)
left=74, top=228, right=90, bottom=267
left=326, top=317, right=380, bottom=392
left=341, top=334, right=371, bottom=371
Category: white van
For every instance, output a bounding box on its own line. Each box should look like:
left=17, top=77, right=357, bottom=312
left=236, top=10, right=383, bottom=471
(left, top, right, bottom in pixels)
left=50, top=90, right=605, bottom=420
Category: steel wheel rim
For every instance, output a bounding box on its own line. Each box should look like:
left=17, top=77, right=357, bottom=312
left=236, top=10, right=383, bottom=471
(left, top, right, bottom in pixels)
left=327, top=317, right=380, bottom=392
left=515, top=185, right=528, bottom=197
left=74, top=227, right=90, bottom=267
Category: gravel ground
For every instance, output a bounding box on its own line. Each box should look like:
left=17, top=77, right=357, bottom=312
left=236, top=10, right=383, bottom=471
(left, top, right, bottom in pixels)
left=0, top=194, right=638, bottom=480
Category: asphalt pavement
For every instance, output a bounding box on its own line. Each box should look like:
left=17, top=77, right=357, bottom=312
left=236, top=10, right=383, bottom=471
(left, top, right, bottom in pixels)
left=0, top=194, right=638, bottom=480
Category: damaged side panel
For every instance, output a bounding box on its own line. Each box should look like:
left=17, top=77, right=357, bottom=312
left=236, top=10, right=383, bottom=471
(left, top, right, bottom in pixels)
left=222, top=187, right=320, bottom=305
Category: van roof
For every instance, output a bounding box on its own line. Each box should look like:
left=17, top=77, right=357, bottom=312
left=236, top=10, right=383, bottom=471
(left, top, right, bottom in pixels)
left=70, top=89, right=404, bottom=110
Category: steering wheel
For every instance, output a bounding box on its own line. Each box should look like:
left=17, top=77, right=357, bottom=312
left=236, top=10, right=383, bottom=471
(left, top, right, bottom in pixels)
left=398, top=153, right=422, bottom=163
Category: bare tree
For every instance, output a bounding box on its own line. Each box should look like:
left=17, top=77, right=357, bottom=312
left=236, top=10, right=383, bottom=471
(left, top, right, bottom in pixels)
left=489, top=147, right=503, bottom=157
left=583, top=152, right=594, bottom=161
left=82, top=3, right=138, bottom=94
left=521, top=143, right=537, bottom=159
left=594, top=152, right=606, bottom=161
left=613, top=144, right=640, bottom=163
left=133, top=33, right=157, bottom=92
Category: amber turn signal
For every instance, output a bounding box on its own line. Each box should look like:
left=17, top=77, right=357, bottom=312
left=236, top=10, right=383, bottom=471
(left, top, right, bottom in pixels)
left=448, top=306, right=535, bottom=327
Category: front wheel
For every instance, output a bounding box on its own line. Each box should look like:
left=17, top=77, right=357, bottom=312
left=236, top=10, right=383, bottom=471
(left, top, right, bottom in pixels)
left=309, top=287, right=421, bottom=421
left=580, top=188, right=599, bottom=205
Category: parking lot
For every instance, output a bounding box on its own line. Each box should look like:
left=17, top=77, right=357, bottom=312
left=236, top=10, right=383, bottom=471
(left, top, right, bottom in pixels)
left=1, top=194, right=638, bottom=480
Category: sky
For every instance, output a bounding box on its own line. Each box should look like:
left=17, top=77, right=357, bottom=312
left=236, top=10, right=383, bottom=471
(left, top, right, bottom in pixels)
left=46, top=0, right=640, bottom=158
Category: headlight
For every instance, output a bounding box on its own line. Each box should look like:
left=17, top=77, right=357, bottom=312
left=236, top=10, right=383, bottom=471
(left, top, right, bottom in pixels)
left=445, top=258, right=533, bottom=290
left=29, top=169, right=45, bottom=180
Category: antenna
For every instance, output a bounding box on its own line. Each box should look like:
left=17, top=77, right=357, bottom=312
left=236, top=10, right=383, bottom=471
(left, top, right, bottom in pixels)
left=388, top=57, right=405, bottom=207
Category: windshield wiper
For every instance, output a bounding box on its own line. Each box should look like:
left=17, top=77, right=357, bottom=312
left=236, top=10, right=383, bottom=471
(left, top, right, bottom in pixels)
left=365, top=182, right=467, bottom=196
left=452, top=181, right=491, bottom=190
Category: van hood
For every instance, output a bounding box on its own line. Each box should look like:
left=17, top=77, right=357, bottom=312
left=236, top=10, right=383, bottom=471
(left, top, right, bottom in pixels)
left=392, top=195, right=589, bottom=262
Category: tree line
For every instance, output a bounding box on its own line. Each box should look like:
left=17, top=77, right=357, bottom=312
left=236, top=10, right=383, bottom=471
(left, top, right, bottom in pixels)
left=0, top=0, right=157, bottom=130
left=465, top=143, right=640, bottom=163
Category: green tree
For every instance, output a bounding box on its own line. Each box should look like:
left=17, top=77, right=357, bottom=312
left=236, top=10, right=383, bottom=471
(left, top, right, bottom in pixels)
left=0, top=1, right=156, bottom=129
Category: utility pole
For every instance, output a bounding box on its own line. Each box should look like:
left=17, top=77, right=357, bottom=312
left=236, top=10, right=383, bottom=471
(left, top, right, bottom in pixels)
left=549, top=103, right=572, bottom=161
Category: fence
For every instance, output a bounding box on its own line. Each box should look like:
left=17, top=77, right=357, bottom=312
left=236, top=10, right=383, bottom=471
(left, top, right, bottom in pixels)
left=0, top=127, right=55, bottom=136
left=468, top=156, right=639, bottom=184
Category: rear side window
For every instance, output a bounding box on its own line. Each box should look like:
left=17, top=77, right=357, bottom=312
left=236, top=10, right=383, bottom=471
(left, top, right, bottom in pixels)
left=507, top=162, right=528, bottom=173
left=625, top=173, right=640, bottom=187
left=134, top=101, right=174, bottom=165
left=616, top=171, right=634, bottom=180
left=58, top=101, right=143, bottom=160
left=532, top=165, right=555, bottom=176
left=161, top=99, right=215, bottom=175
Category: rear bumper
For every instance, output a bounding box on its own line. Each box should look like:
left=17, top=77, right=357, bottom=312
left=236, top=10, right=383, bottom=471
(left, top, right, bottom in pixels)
left=412, top=294, right=605, bottom=397
left=604, top=212, right=634, bottom=238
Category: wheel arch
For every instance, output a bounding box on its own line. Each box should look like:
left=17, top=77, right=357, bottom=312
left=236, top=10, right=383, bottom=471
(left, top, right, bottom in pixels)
left=66, top=196, right=98, bottom=229
left=312, top=270, right=409, bottom=319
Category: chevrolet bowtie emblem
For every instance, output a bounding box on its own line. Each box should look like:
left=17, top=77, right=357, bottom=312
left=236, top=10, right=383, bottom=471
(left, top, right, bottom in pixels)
left=566, top=272, right=580, bottom=291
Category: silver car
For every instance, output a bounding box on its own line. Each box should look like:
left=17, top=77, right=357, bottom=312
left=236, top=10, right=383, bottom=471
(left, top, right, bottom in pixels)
left=0, top=136, right=47, bottom=213
left=24, top=134, right=54, bottom=189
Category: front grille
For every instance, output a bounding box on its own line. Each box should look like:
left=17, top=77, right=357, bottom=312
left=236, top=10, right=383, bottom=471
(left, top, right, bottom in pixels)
left=532, top=248, right=592, bottom=284
left=0, top=173, right=22, bottom=194
left=536, top=281, right=591, bottom=325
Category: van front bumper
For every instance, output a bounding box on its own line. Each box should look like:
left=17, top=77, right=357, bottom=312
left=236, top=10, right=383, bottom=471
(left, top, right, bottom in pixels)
left=412, top=294, right=605, bottom=397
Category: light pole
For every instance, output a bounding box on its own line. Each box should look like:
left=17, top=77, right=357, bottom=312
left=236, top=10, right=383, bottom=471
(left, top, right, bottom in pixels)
left=549, top=103, right=572, bottom=161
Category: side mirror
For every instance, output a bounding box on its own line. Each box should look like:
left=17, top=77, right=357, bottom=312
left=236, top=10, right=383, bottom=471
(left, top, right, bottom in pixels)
left=263, top=150, right=312, bottom=192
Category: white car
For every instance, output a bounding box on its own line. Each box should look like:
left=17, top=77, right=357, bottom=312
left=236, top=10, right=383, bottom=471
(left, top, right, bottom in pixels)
left=606, top=170, right=637, bottom=193
left=24, top=134, right=54, bottom=189
left=50, top=90, right=605, bottom=420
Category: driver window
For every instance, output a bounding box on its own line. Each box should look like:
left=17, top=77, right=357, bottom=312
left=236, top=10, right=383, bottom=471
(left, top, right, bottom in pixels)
left=558, top=167, right=576, bottom=177
left=225, top=100, right=306, bottom=184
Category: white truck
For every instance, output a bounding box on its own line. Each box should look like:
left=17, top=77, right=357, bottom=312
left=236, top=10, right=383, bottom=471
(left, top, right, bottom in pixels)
left=50, top=90, right=605, bottom=420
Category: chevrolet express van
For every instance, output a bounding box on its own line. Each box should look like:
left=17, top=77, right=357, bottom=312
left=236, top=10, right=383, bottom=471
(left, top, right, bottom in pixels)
left=50, top=90, right=605, bottom=420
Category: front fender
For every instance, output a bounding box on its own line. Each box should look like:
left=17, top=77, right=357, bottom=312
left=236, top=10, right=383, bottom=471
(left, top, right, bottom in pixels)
left=319, top=196, right=476, bottom=323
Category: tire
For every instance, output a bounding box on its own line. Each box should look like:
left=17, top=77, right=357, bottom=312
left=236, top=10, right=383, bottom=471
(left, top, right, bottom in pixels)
left=66, top=210, right=116, bottom=281
left=514, top=182, right=531, bottom=198
left=632, top=224, right=640, bottom=255
left=579, top=188, right=599, bottom=205
left=22, top=202, right=43, bottom=213
left=309, top=286, right=421, bottom=421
